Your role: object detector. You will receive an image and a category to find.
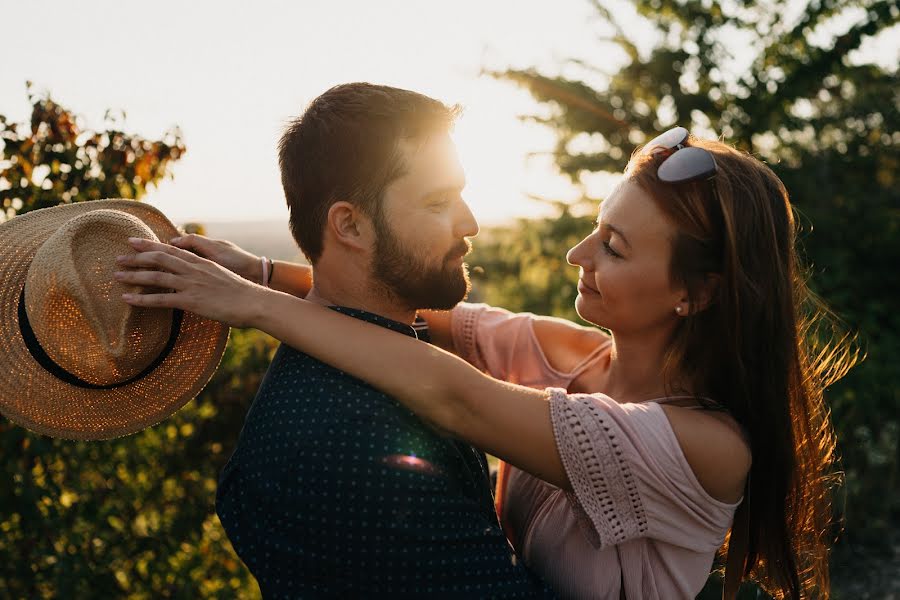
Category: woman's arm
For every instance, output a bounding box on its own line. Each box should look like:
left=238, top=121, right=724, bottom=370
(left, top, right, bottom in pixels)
left=266, top=259, right=312, bottom=298
left=417, top=309, right=456, bottom=353
left=116, top=237, right=569, bottom=488
left=169, top=233, right=313, bottom=298
left=420, top=306, right=610, bottom=373
left=136, top=235, right=601, bottom=368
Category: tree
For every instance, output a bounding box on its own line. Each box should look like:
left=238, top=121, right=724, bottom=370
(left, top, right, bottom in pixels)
left=470, top=0, right=899, bottom=596
left=0, top=88, right=267, bottom=597
left=0, top=82, right=185, bottom=221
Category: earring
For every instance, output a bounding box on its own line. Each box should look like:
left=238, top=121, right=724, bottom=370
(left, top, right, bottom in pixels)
left=675, top=306, right=683, bottom=314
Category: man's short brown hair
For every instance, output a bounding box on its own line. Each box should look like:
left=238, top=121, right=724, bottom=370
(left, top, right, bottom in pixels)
left=278, top=83, right=460, bottom=263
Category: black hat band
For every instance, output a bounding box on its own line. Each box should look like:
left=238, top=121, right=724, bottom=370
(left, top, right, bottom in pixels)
left=17, top=286, right=184, bottom=390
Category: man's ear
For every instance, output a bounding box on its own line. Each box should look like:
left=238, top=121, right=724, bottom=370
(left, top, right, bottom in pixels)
left=325, top=201, right=375, bottom=252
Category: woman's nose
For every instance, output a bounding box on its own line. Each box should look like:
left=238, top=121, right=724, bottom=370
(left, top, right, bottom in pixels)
left=567, top=236, right=591, bottom=268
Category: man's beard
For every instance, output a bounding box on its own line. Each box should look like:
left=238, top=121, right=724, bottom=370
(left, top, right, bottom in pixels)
left=371, top=215, right=472, bottom=311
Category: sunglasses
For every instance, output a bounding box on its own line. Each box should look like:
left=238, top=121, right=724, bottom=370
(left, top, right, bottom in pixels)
left=641, top=126, right=718, bottom=184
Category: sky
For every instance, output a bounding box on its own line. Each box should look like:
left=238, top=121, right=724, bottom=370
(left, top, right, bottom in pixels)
left=2, top=1, right=897, bottom=227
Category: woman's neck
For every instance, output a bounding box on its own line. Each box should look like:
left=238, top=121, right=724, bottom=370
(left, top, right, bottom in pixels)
left=600, top=328, right=690, bottom=403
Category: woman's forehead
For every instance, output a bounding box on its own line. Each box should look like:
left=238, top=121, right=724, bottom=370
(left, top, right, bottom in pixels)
left=599, top=180, right=644, bottom=218
left=599, top=181, right=675, bottom=241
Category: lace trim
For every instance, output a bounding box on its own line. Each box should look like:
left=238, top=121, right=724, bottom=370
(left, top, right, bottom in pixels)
left=565, top=488, right=603, bottom=549
left=548, top=388, right=648, bottom=548
left=452, top=304, right=487, bottom=372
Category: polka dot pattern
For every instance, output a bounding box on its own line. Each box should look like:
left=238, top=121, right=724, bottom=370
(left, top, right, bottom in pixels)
left=216, top=306, right=554, bottom=598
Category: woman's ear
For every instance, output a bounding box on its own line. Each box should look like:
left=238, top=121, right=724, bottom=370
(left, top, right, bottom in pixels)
left=693, top=273, right=721, bottom=313
left=675, top=273, right=721, bottom=317
left=325, top=201, right=375, bottom=253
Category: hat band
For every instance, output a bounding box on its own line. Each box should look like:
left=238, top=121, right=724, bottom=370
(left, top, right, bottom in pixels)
left=17, top=286, right=184, bottom=390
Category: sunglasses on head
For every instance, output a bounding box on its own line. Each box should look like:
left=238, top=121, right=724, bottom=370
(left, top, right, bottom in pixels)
left=641, top=126, right=718, bottom=185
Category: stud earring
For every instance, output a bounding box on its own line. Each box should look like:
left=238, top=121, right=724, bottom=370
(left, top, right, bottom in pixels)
left=675, top=306, right=683, bottom=314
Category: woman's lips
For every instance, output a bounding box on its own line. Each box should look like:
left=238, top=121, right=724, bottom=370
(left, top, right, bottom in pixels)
left=578, top=279, right=600, bottom=295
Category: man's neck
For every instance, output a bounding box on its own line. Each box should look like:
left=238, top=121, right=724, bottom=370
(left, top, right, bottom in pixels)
left=306, top=282, right=417, bottom=326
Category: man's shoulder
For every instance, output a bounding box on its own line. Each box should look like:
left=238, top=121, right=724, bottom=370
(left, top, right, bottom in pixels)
left=265, top=342, right=398, bottom=398
left=250, top=342, right=438, bottom=432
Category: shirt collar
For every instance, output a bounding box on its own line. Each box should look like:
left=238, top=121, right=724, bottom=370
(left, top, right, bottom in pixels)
left=328, top=305, right=421, bottom=340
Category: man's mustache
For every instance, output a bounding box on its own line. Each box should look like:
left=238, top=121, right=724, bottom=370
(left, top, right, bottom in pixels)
left=445, top=239, right=472, bottom=262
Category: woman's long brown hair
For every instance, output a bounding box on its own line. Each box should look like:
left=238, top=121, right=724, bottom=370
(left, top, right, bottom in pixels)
left=628, top=139, right=859, bottom=599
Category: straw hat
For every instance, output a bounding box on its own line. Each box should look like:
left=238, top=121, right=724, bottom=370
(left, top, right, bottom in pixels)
left=0, top=199, right=230, bottom=440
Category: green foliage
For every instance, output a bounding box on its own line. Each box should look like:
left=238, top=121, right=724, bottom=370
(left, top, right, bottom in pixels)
left=0, top=90, right=267, bottom=597
left=0, top=83, right=185, bottom=220
left=0, top=327, right=276, bottom=598
left=486, top=0, right=899, bottom=596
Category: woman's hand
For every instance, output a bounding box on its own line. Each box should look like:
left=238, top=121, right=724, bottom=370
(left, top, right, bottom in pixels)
left=114, top=237, right=269, bottom=329
left=168, top=232, right=264, bottom=284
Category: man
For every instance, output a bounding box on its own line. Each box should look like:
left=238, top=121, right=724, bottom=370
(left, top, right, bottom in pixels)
left=215, top=83, right=552, bottom=598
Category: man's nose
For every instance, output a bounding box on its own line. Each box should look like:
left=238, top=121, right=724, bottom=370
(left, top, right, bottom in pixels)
left=455, top=200, right=480, bottom=239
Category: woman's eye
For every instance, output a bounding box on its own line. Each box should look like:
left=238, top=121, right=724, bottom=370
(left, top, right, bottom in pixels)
left=602, top=241, right=622, bottom=258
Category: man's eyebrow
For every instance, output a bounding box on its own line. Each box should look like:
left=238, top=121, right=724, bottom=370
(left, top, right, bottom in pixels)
left=599, top=221, right=632, bottom=249
left=421, top=182, right=465, bottom=202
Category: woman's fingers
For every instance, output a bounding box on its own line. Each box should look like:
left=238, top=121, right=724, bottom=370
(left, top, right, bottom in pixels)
left=115, top=240, right=265, bottom=328
left=168, top=233, right=210, bottom=256
left=167, top=233, right=259, bottom=281
left=147, top=237, right=206, bottom=261
left=118, top=249, right=186, bottom=273
left=119, top=238, right=204, bottom=271
left=121, top=290, right=184, bottom=310
left=114, top=269, right=183, bottom=290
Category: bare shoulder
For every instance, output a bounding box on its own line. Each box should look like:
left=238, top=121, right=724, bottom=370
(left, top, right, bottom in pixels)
left=532, top=316, right=611, bottom=374
left=659, top=405, right=752, bottom=504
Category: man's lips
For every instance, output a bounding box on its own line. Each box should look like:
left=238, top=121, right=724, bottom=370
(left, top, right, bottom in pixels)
left=446, top=240, right=472, bottom=263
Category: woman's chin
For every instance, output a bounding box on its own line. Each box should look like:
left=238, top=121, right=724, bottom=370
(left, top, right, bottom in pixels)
left=574, top=295, right=603, bottom=327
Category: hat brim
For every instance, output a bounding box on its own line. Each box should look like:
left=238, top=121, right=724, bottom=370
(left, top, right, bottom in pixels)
left=0, top=199, right=230, bottom=440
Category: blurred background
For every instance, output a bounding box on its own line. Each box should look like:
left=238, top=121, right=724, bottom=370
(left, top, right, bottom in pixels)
left=1, top=0, right=897, bottom=597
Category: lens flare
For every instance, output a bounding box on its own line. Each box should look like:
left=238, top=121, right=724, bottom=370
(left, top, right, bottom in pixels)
left=381, top=453, right=441, bottom=476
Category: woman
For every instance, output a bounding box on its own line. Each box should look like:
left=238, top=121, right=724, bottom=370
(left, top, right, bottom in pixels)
left=116, top=129, right=854, bottom=599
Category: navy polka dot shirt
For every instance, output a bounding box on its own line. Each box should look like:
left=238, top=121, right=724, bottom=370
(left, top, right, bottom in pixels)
left=216, top=306, right=554, bottom=598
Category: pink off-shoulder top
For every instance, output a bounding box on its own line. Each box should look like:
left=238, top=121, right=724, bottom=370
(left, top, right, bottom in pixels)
left=450, top=303, right=743, bottom=600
